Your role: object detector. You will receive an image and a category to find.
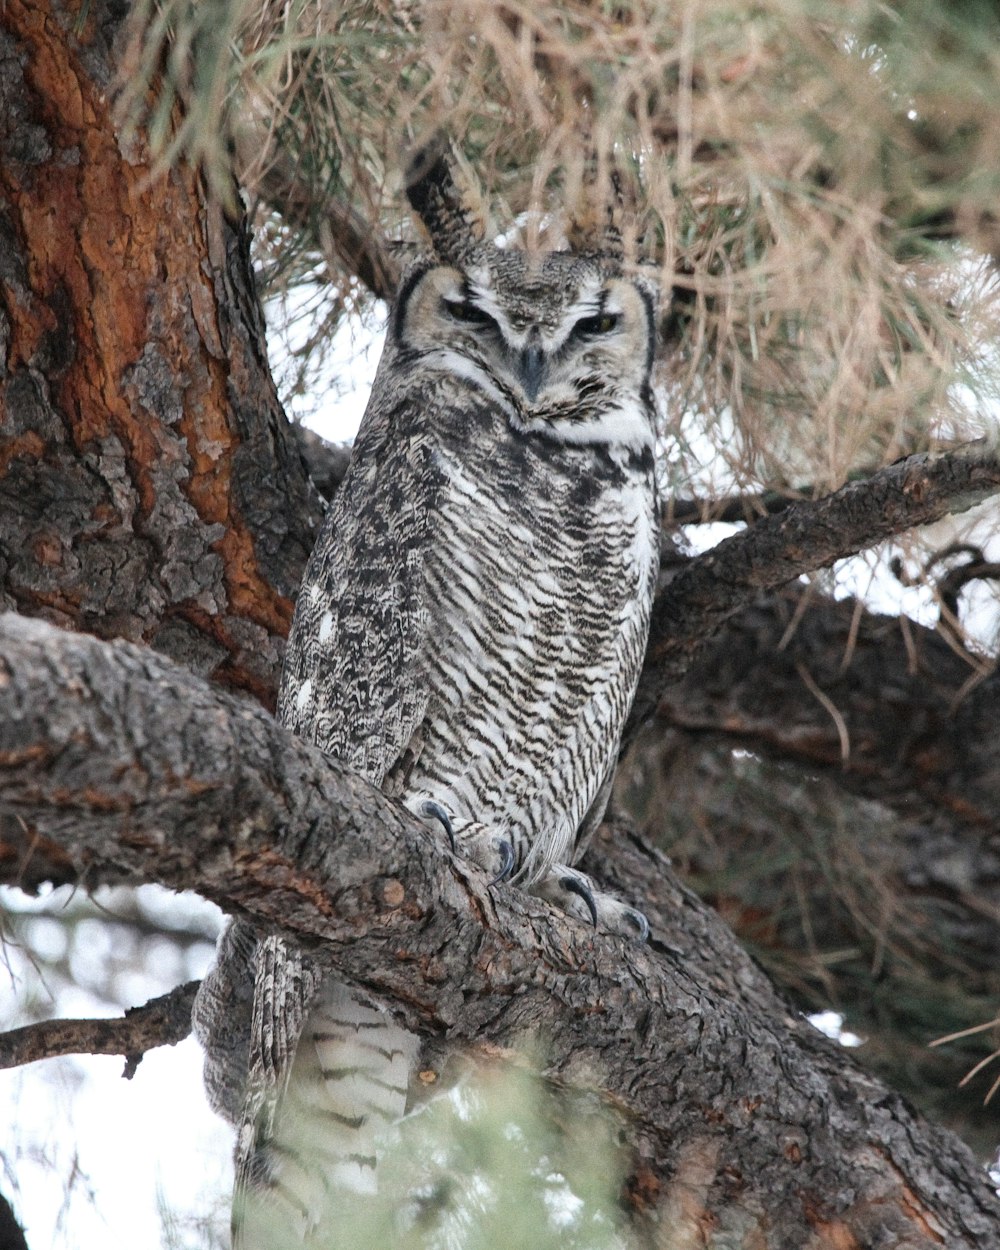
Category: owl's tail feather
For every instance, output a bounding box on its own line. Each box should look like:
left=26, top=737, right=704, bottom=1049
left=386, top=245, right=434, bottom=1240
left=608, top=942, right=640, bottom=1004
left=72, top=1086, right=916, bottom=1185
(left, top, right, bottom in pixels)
left=233, top=968, right=419, bottom=1248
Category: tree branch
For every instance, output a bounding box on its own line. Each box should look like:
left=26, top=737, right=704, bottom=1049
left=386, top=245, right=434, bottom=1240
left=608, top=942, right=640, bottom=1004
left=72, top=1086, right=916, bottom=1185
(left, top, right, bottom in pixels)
left=1, top=613, right=997, bottom=1246
left=666, top=490, right=797, bottom=525
left=0, top=982, right=200, bottom=1078
left=5, top=441, right=1000, bottom=891
left=655, top=588, right=1000, bottom=841
left=0, top=1193, right=29, bottom=1250
left=628, top=443, right=1000, bottom=739
left=287, top=425, right=352, bottom=503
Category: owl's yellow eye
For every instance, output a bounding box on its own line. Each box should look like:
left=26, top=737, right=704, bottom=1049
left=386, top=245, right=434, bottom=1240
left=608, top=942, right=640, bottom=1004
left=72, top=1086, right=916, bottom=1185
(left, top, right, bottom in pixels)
left=574, top=312, right=620, bottom=336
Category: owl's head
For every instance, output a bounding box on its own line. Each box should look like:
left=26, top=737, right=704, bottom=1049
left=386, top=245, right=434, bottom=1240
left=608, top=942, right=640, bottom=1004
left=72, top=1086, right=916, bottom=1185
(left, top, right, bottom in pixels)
left=392, top=143, right=658, bottom=451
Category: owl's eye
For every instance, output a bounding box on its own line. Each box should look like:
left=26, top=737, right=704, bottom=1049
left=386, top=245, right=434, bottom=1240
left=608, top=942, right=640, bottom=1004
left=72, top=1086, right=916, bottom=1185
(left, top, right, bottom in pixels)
left=443, top=298, right=495, bottom=328
left=573, top=312, right=621, bottom=337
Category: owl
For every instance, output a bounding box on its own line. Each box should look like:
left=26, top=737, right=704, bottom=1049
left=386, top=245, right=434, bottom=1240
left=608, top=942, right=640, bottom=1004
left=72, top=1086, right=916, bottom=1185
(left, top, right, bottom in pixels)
left=194, top=147, right=660, bottom=1247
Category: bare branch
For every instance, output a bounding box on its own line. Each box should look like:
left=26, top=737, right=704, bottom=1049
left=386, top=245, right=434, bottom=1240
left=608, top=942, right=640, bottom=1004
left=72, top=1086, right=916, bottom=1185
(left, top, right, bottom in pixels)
left=288, top=425, right=352, bottom=502
left=654, top=588, right=1000, bottom=839
left=629, top=442, right=1000, bottom=738
left=0, top=982, right=199, bottom=1077
left=1, top=613, right=998, bottom=1245
left=666, top=491, right=797, bottom=525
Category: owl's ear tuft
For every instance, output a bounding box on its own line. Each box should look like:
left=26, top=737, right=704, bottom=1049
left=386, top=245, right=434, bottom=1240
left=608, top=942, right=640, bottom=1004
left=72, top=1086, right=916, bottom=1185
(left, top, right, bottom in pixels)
left=405, top=136, right=485, bottom=266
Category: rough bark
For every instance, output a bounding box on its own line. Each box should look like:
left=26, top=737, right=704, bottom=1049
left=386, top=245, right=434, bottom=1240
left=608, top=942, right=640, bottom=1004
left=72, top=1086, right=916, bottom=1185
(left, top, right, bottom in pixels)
left=0, top=0, right=321, bottom=710
left=1, top=612, right=999, bottom=1249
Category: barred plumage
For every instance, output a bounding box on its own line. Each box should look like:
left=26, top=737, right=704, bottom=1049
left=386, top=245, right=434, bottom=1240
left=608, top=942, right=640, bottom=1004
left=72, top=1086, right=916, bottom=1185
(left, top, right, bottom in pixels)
left=196, top=159, right=661, bottom=1247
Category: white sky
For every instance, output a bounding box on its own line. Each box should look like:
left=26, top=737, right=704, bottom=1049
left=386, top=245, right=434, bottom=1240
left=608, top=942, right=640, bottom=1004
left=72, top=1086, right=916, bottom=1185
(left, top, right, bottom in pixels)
left=1, top=886, right=232, bottom=1249
left=274, top=292, right=387, bottom=444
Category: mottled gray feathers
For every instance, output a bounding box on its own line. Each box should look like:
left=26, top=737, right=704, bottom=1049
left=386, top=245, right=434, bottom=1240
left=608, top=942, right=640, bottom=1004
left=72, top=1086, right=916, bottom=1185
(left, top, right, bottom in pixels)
left=405, top=137, right=484, bottom=266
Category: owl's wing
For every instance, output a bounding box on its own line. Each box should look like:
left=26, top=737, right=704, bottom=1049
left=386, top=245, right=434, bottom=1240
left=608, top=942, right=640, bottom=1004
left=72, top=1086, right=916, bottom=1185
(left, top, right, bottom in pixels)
left=277, top=396, right=440, bottom=787
left=231, top=936, right=325, bottom=1248
left=230, top=394, right=441, bottom=1244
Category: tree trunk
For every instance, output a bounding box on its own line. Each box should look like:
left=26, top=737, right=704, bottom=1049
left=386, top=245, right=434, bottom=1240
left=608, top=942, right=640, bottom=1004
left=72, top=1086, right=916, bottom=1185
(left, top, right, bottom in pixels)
left=0, top=0, right=320, bottom=709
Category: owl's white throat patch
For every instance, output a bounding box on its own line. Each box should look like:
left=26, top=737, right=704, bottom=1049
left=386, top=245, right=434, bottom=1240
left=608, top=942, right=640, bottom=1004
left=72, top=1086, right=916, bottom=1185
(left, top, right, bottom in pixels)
left=512, top=399, right=654, bottom=451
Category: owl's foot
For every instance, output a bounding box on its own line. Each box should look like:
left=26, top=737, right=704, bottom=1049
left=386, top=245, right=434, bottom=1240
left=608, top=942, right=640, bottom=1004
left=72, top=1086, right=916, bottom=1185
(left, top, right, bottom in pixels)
left=532, top=866, right=649, bottom=942
left=451, top=816, right=518, bottom=884
left=408, top=798, right=517, bottom=884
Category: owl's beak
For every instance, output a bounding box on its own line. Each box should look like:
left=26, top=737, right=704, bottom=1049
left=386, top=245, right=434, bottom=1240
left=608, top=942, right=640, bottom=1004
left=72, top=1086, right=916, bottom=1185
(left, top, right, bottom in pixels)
left=518, top=337, right=546, bottom=402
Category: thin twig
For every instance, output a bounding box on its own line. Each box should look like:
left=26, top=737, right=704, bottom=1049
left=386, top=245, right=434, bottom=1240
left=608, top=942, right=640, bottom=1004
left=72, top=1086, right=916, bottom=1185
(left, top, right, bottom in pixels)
left=0, top=981, right=199, bottom=1078
left=795, top=661, right=851, bottom=763
left=254, top=157, right=399, bottom=302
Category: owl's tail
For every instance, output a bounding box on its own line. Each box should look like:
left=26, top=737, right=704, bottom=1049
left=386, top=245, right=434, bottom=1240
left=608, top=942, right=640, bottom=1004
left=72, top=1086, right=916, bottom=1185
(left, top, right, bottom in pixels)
left=232, top=968, right=419, bottom=1248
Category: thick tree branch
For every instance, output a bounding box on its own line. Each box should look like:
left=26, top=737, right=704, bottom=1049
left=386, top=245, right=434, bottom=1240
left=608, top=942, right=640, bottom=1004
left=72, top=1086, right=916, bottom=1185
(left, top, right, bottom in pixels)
left=627, top=443, right=1000, bottom=739
left=655, top=588, right=1000, bottom=843
left=0, top=982, right=199, bottom=1077
left=1, top=613, right=998, bottom=1247
left=6, top=441, right=1000, bottom=890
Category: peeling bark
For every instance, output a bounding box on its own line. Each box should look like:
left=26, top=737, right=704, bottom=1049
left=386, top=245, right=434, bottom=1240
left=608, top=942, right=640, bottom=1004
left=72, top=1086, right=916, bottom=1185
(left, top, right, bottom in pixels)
left=1, top=613, right=998, bottom=1248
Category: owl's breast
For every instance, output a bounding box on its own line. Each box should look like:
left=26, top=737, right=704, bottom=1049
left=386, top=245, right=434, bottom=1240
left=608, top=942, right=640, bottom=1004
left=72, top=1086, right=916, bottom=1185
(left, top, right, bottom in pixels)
left=401, top=419, right=658, bottom=873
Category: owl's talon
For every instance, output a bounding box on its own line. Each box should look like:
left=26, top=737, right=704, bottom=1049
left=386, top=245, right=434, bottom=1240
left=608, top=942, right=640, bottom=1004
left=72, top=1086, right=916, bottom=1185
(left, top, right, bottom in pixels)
left=489, top=839, right=516, bottom=886
left=417, top=799, right=456, bottom=852
left=560, top=874, right=598, bottom=927
left=532, top=866, right=647, bottom=938
left=624, top=908, right=650, bottom=944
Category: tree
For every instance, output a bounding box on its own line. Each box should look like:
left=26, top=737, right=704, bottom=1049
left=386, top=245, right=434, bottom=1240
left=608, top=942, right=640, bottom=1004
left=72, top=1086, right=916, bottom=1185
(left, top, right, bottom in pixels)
left=2, top=1, right=1000, bottom=1246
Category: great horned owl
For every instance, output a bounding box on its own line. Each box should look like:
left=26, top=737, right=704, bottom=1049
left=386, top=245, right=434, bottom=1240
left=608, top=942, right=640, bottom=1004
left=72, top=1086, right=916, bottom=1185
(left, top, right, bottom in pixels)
left=195, top=149, right=660, bottom=1247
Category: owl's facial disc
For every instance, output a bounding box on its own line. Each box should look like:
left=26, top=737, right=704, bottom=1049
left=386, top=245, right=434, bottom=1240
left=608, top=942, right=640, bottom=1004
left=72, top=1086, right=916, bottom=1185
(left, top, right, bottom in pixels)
left=396, top=252, right=657, bottom=449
